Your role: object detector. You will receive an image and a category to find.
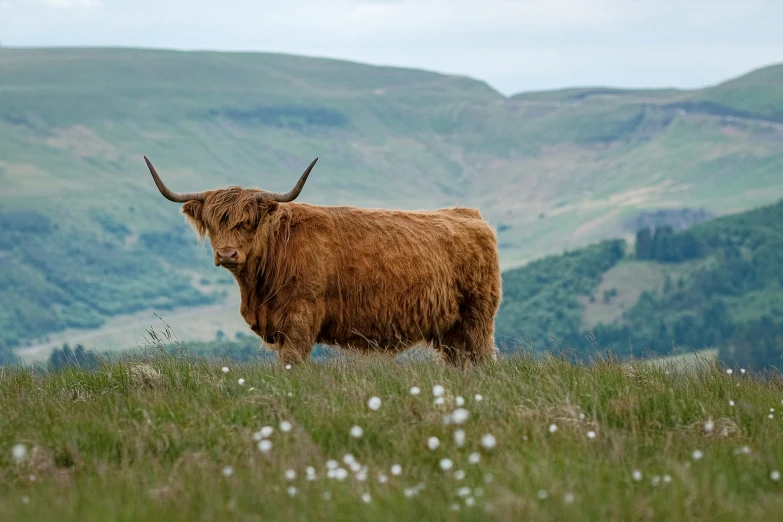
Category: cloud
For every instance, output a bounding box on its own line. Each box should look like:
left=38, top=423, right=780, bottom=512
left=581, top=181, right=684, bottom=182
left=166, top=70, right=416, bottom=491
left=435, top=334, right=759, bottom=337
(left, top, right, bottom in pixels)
left=24, top=0, right=99, bottom=6
left=1, top=0, right=781, bottom=94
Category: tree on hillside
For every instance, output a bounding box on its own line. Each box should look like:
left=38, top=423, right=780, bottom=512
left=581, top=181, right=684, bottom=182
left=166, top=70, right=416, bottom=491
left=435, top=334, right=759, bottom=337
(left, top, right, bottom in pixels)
left=720, top=316, right=783, bottom=370
left=48, top=343, right=100, bottom=371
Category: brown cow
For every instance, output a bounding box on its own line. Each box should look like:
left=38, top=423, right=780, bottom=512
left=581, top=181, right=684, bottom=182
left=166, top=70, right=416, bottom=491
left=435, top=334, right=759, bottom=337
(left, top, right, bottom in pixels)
left=143, top=156, right=502, bottom=367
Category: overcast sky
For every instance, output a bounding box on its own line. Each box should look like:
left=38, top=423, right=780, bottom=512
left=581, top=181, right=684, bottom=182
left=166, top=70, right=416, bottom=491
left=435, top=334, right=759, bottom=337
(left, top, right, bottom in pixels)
left=1, top=0, right=781, bottom=95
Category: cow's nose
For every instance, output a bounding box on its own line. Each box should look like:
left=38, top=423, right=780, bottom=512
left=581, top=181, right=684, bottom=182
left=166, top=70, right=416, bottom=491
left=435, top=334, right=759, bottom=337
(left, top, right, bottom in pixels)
left=216, top=249, right=239, bottom=263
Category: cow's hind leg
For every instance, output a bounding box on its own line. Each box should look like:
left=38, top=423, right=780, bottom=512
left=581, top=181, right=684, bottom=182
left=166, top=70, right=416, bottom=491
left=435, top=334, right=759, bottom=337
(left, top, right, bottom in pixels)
left=438, top=306, right=498, bottom=369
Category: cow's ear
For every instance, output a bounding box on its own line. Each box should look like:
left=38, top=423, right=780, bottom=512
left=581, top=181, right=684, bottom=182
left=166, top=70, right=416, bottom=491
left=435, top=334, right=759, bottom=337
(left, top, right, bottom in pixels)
left=265, top=201, right=279, bottom=214
left=182, top=200, right=206, bottom=239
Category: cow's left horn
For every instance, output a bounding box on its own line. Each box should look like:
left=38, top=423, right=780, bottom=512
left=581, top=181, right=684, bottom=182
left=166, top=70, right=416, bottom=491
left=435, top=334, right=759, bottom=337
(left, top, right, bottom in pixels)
left=261, top=157, right=318, bottom=203
left=144, top=156, right=206, bottom=203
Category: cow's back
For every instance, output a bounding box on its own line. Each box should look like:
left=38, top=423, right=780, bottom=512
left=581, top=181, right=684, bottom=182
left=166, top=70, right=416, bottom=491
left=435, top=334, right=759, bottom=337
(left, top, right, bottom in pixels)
left=288, top=204, right=500, bottom=352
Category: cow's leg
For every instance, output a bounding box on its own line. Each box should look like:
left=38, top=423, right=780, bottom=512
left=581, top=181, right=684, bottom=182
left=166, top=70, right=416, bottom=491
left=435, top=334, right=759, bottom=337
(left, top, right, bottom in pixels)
left=436, top=327, right=471, bottom=369
left=463, top=313, right=499, bottom=365
left=439, top=303, right=498, bottom=368
left=275, top=304, right=319, bottom=366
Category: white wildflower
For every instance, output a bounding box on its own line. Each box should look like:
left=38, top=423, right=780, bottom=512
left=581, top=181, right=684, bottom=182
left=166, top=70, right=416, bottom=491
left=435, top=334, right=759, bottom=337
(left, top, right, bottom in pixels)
left=326, top=459, right=338, bottom=470
left=692, top=449, right=703, bottom=460
left=468, top=452, right=481, bottom=464
left=465, top=497, right=476, bottom=506
left=280, top=421, right=292, bottom=433
left=237, top=378, right=245, bottom=385
left=454, top=429, right=466, bottom=447
left=368, top=396, right=382, bottom=411
left=433, top=384, right=445, bottom=397
left=456, top=396, right=465, bottom=406
left=651, top=475, right=661, bottom=486
left=356, top=467, right=368, bottom=481
left=729, top=400, right=735, bottom=406
left=440, top=458, right=454, bottom=471
left=221, top=367, right=229, bottom=374
left=474, top=394, right=483, bottom=402
left=287, top=486, right=297, bottom=497
left=378, top=473, right=388, bottom=484
left=454, top=470, right=465, bottom=480
left=428, top=436, right=441, bottom=450
left=537, top=489, right=548, bottom=500
left=564, top=492, right=575, bottom=504
left=632, top=470, right=642, bottom=481
left=285, top=469, right=297, bottom=481
left=481, top=433, right=497, bottom=450
left=587, top=430, right=596, bottom=439
left=704, top=420, right=714, bottom=432
left=285, top=364, right=292, bottom=370
left=771, top=470, right=781, bottom=482
left=410, top=386, right=421, bottom=395
left=222, top=466, right=234, bottom=477
left=450, top=408, right=470, bottom=425
left=457, top=487, right=472, bottom=497
left=391, top=464, right=402, bottom=475
left=260, top=426, right=274, bottom=438
left=343, top=454, right=355, bottom=465
left=434, top=397, right=445, bottom=406
left=361, top=492, right=371, bottom=503
left=726, top=368, right=733, bottom=375
left=335, top=468, right=348, bottom=480
left=258, top=440, right=272, bottom=453
left=350, top=425, right=364, bottom=439
left=12, top=443, right=28, bottom=464
left=549, top=424, right=558, bottom=434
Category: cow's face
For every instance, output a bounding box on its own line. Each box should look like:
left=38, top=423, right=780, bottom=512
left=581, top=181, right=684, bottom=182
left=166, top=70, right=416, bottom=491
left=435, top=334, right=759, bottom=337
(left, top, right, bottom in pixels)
left=180, top=190, right=278, bottom=271
left=142, top=155, right=318, bottom=272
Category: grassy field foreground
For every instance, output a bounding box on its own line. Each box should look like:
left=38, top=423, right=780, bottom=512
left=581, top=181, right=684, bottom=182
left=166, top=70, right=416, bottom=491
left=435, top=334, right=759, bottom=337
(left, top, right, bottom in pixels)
left=2, top=351, right=783, bottom=521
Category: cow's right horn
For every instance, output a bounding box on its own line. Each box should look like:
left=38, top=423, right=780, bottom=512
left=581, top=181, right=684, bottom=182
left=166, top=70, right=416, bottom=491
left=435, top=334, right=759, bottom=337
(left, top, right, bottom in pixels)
left=144, top=156, right=206, bottom=203
left=261, top=157, right=318, bottom=203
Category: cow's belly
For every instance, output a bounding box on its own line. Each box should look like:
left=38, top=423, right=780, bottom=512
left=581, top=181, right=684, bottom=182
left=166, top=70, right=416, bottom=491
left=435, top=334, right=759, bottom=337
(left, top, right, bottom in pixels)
left=316, top=286, right=461, bottom=350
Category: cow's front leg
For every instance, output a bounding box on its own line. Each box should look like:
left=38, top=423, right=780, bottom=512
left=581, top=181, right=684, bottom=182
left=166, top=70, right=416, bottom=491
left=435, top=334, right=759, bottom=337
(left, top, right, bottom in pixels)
left=274, top=303, right=320, bottom=366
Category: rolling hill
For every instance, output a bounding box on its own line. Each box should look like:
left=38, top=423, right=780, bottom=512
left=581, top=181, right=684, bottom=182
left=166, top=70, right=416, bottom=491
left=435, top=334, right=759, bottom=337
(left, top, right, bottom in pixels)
left=495, top=198, right=783, bottom=369
left=1, top=48, right=782, bottom=356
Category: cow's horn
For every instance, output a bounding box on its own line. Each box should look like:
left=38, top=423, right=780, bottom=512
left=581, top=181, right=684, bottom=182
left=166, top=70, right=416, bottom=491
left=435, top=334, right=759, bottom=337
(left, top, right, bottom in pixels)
left=261, top=157, right=318, bottom=203
left=144, top=156, right=206, bottom=203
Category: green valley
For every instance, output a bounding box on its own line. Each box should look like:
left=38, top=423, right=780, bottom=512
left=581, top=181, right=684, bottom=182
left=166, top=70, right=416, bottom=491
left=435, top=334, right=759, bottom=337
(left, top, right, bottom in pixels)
left=496, top=198, right=783, bottom=369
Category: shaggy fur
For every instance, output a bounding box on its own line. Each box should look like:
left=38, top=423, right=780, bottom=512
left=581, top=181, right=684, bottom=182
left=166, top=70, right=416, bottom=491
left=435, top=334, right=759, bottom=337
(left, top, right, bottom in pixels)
left=177, top=187, right=503, bottom=367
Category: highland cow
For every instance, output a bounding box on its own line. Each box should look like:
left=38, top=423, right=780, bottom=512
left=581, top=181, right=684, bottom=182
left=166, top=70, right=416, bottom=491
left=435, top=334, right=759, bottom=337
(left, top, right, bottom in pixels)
left=143, top=155, right=502, bottom=367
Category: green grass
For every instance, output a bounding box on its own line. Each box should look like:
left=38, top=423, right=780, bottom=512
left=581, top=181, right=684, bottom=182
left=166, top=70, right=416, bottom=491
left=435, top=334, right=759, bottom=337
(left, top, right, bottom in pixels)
left=2, top=350, right=783, bottom=521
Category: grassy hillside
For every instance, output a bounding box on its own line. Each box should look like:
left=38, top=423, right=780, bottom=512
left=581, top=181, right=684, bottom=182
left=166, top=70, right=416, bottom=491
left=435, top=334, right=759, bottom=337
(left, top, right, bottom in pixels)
left=496, top=199, right=783, bottom=369
left=2, top=352, right=783, bottom=521
left=1, top=48, right=783, bottom=353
